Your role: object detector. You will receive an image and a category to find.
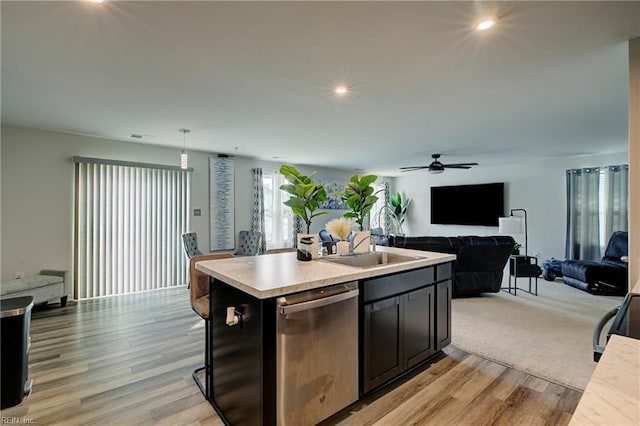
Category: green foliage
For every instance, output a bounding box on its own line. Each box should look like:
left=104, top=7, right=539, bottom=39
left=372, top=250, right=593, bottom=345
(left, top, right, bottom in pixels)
left=279, top=164, right=328, bottom=234
left=334, top=174, right=381, bottom=231
left=389, top=192, right=411, bottom=227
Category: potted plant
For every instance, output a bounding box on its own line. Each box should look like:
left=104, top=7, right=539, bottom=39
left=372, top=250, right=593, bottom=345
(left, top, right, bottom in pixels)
left=335, top=174, right=381, bottom=253
left=279, top=164, right=328, bottom=259
left=325, top=218, right=354, bottom=255
left=512, top=242, right=522, bottom=255
left=388, top=192, right=410, bottom=235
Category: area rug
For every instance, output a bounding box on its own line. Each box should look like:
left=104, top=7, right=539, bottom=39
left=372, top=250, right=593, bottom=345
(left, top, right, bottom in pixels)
left=450, top=278, right=623, bottom=390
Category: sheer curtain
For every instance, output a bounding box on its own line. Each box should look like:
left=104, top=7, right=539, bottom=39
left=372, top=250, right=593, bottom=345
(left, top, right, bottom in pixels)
left=251, top=167, right=267, bottom=255
left=603, top=164, right=629, bottom=239
left=369, top=180, right=392, bottom=234
left=565, top=167, right=601, bottom=261
left=74, top=157, right=190, bottom=299
left=566, top=164, right=629, bottom=261
left=261, top=169, right=296, bottom=249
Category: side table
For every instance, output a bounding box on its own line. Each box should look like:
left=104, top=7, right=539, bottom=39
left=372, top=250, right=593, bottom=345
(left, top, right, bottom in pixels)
left=503, top=255, right=540, bottom=296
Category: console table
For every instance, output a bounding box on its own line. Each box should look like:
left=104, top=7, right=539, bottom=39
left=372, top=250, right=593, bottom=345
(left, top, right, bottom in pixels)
left=503, top=255, right=539, bottom=295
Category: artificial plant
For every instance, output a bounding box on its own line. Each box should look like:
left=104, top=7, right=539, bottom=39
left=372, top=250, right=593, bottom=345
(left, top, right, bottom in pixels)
left=278, top=164, right=327, bottom=234
left=389, top=192, right=411, bottom=234
left=334, top=174, right=381, bottom=231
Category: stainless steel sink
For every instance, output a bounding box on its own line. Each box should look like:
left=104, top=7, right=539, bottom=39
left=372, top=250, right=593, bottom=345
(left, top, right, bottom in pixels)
left=320, top=252, right=424, bottom=268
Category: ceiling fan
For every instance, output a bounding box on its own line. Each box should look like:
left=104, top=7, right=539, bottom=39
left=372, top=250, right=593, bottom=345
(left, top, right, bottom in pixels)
left=400, top=153, right=479, bottom=174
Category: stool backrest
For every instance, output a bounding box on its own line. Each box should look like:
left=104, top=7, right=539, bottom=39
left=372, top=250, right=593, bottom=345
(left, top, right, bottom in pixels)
left=234, top=230, right=262, bottom=256
left=190, top=253, right=234, bottom=307
left=182, top=232, right=203, bottom=259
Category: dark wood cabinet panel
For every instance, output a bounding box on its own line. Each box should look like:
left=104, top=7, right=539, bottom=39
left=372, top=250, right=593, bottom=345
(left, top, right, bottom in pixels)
left=404, top=286, right=435, bottom=369
left=363, top=267, right=434, bottom=303
left=436, top=279, right=452, bottom=351
left=436, top=262, right=452, bottom=281
left=361, top=262, right=453, bottom=394
left=210, top=279, right=276, bottom=426
left=363, top=296, right=402, bottom=393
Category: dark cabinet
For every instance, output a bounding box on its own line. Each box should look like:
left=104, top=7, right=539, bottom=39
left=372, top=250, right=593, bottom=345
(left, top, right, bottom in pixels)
left=436, top=279, right=452, bottom=350
left=361, top=268, right=437, bottom=393
left=404, top=286, right=436, bottom=368
left=363, top=296, right=402, bottom=392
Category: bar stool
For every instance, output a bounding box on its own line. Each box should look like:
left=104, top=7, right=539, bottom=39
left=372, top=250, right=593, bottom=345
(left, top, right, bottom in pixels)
left=189, top=253, right=234, bottom=399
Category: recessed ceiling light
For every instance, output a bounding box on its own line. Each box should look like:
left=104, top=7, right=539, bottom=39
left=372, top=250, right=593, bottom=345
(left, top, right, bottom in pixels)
left=89, top=0, right=106, bottom=3
left=334, top=85, right=348, bottom=96
left=475, top=19, right=496, bottom=31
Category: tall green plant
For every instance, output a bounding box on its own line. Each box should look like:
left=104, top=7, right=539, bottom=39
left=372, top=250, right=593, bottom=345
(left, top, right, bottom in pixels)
left=278, top=165, right=327, bottom=234
left=389, top=192, right=411, bottom=232
left=335, top=174, right=380, bottom=231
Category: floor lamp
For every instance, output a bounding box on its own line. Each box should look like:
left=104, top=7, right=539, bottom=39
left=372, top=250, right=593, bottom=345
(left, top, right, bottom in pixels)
left=499, top=208, right=528, bottom=256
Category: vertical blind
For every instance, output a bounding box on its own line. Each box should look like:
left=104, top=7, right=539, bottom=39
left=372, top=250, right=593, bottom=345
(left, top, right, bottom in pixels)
left=75, top=158, right=191, bottom=299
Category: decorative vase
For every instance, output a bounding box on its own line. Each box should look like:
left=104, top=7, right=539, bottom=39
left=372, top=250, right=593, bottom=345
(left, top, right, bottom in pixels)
left=352, top=230, right=371, bottom=254
left=336, top=240, right=350, bottom=255
left=297, top=233, right=319, bottom=260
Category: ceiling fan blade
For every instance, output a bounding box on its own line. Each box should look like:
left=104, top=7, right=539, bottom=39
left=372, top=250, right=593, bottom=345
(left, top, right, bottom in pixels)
left=399, top=166, right=429, bottom=171
left=443, top=162, right=479, bottom=167
left=442, top=164, right=473, bottom=169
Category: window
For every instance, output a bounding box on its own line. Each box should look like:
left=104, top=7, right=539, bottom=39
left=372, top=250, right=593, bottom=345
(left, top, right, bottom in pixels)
left=566, top=164, right=628, bottom=261
left=370, top=181, right=387, bottom=232
left=262, top=169, right=295, bottom=249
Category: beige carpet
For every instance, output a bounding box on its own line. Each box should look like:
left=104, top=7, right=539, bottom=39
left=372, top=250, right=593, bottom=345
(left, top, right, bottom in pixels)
left=451, top=277, right=623, bottom=390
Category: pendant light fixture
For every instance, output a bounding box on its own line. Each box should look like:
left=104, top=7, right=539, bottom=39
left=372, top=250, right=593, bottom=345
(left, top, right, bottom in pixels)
left=179, top=129, right=190, bottom=169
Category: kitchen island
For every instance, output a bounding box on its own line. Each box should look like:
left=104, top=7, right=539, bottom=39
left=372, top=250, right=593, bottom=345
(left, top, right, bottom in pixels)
left=197, top=246, right=455, bottom=425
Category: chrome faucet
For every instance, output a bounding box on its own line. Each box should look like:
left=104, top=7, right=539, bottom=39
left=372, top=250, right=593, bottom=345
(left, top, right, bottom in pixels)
left=349, top=234, right=377, bottom=254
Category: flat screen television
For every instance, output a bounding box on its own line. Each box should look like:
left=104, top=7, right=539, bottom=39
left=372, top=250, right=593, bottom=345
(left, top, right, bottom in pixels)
left=430, top=182, right=504, bottom=226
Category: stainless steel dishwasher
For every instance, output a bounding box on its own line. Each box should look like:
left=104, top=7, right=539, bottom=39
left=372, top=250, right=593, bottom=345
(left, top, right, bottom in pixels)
left=276, top=282, right=359, bottom=425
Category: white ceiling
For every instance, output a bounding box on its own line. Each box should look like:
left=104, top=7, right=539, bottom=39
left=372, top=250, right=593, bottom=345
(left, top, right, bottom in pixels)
left=2, top=1, right=639, bottom=175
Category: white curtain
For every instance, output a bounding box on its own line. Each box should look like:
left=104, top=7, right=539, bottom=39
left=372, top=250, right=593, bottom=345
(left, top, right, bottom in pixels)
left=262, top=169, right=295, bottom=249
left=565, top=167, right=601, bottom=261
left=370, top=180, right=390, bottom=234
left=251, top=167, right=267, bottom=254
left=75, top=158, right=190, bottom=299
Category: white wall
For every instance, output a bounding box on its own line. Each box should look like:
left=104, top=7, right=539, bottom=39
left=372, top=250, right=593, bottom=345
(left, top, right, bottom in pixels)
left=0, top=125, right=378, bottom=287
left=396, top=152, right=628, bottom=262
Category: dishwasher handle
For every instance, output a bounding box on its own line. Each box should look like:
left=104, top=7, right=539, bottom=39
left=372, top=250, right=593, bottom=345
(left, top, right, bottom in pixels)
left=279, top=289, right=359, bottom=315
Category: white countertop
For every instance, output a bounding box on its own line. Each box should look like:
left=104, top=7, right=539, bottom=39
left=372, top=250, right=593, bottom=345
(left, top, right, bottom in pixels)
left=569, top=281, right=640, bottom=425
left=570, top=334, right=640, bottom=425
left=195, top=245, right=455, bottom=299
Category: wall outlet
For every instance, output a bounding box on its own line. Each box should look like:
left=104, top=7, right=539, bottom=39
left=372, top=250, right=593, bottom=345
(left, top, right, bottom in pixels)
left=194, top=208, right=202, bottom=216
left=15, top=271, right=25, bottom=279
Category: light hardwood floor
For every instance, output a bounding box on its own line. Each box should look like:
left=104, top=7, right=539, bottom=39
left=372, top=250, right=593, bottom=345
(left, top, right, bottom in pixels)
left=0, top=287, right=581, bottom=425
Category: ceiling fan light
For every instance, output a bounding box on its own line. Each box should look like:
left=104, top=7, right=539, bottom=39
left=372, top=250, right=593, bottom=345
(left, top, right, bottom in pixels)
left=428, top=169, right=444, bottom=174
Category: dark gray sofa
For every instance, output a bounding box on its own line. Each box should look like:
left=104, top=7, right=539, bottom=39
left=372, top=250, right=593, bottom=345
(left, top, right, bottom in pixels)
left=388, top=235, right=515, bottom=297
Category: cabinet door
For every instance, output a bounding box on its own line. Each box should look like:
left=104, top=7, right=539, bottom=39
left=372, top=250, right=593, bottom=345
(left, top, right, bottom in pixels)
left=363, top=296, right=403, bottom=393
left=436, top=280, right=452, bottom=350
left=403, top=286, right=435, bottom=369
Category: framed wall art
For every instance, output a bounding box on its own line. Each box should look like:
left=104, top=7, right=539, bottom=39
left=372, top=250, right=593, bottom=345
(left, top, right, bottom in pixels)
left=209, top=156, right=235, bottom=251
